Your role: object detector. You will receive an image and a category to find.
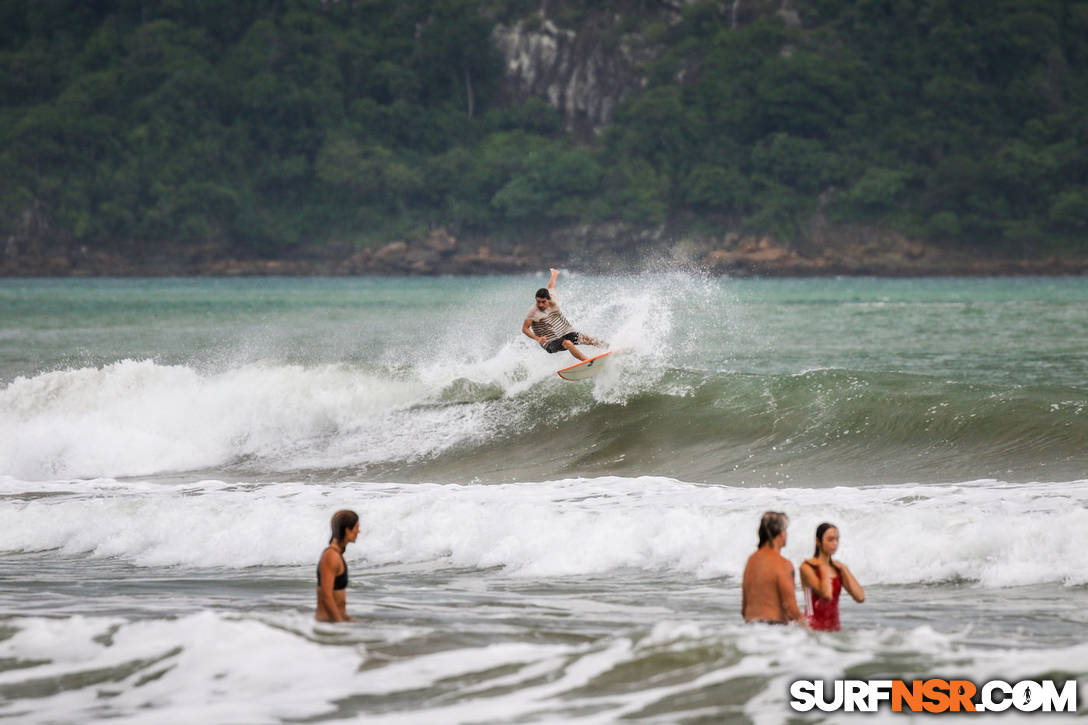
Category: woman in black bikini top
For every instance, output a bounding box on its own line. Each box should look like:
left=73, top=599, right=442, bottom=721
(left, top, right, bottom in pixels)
left=315, top=509, right=359, bottom=622
left=317, top=548, right=348, bottom=590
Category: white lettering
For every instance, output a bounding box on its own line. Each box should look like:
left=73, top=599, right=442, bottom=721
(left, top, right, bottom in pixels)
left=816, top=680, right=844, bottom=712
left=1041, top=680, right=1077, bottom=712
left=789, top=680, right=817, bottom=712
left=845, top=680, right=868, bottom=712
left=1014, top=680, right=1043, bottom=712
left=792, top=677, right=1075, bottom=714
left=982, top=680, right=1012, bottom=712
left=867, top=680, right=893, bottom=711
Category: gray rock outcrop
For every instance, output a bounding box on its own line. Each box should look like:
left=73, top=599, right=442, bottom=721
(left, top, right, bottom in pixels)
left=493, top=12, right=662, bottom=137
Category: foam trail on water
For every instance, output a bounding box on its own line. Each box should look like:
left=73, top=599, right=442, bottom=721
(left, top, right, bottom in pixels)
left=3, top=476, right=1086, bottom=587
left=0, top=612, right=365, bottom=724
left=2, top=612, right=1086, bottom=724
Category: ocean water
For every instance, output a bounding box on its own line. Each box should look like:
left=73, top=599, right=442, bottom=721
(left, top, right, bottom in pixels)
left=0, top=274, right=1085, bottom=723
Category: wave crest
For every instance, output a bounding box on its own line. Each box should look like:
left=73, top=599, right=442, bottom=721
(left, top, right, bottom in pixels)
left=2, top=359, right=1085, bottom=483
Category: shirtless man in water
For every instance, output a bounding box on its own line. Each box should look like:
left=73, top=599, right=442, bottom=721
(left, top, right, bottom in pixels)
left=521, top=268, right=606, bottom=361
left=741, top=511, right=805, bottom=625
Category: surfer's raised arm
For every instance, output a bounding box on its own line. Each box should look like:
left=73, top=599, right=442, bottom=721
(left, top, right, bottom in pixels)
left=547, top=267, right=559, bottom=292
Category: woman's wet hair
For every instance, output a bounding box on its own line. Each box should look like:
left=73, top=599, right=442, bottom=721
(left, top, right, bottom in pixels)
left=535, top=288, right=551, bottom=300
left=329, top=509, right=359, bottom=545
left=757, top=511, right=789, bottom=547
left=813, top=522, right=837, bottom=558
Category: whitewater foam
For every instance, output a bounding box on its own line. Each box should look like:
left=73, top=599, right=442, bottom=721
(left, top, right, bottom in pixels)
left=3, top=611, right=1084, bottom=725
left=0, top=358, right=567, bottom=480
left=0, top=272, right=708, bottom=480
left=0, top=611, right=365, bottom=724
left=3, top=475, right=1086, bottom=587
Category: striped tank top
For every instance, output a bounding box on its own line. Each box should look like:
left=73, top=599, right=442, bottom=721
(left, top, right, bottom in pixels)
left=526, top=302, right=575, bottom=342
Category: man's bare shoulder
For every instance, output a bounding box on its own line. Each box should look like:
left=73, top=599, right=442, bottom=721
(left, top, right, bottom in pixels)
left=774, top=551, right=794, bottom=574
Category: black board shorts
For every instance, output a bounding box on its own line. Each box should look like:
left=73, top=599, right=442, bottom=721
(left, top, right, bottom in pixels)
left=544, top=332, right=581, bottom=353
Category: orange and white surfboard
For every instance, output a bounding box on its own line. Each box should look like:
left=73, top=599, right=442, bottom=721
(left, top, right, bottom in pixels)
left=557, top=351, right=613, bottom=381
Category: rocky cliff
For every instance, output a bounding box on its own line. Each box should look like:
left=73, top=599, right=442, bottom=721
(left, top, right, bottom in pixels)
left=491, top=0, right=799, bottom=136
left=492, top=13, right=654, bottom=138
left=4, top=0, right=1085, bottom=278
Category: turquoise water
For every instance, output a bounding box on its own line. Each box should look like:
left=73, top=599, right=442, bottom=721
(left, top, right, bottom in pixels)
left=3, top=275, right=1084, bottom=482
left=1, top=275, right=1086, bottom=722
left=4, top=276, right=1086, bottom=387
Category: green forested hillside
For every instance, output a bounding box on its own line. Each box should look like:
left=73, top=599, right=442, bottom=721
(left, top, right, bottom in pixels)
left=2, top=0, right=1086, bottom=258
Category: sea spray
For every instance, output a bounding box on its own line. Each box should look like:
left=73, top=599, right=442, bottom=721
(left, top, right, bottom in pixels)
left=2, top=276, right=1087, bottom=725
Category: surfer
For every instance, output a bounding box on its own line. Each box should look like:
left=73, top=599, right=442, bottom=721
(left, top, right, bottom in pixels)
left=799, top=522, right=865, bottom=631
left=316, top=509, right=359, bottom=623
left=741, top=511, right=805, bottom=626
left=522, top=268, right=606, bottom=361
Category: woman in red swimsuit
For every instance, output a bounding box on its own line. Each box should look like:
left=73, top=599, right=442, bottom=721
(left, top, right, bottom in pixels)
left=800, top=522, right=865, bottom=631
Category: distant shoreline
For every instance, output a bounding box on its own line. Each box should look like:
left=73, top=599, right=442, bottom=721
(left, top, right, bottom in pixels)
left=4, top=256, right=1085, bottom=279
left=4, top=257, right=1085, bottom=278
left=4, top=226, right=1086, bottom=278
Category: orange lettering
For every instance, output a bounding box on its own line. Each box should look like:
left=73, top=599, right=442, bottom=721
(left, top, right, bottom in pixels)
left=948, top=680, right=977, bottom=712
left=892, top=680, right=924, bottom=712
left=922, top=679, right=951, bottom=713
